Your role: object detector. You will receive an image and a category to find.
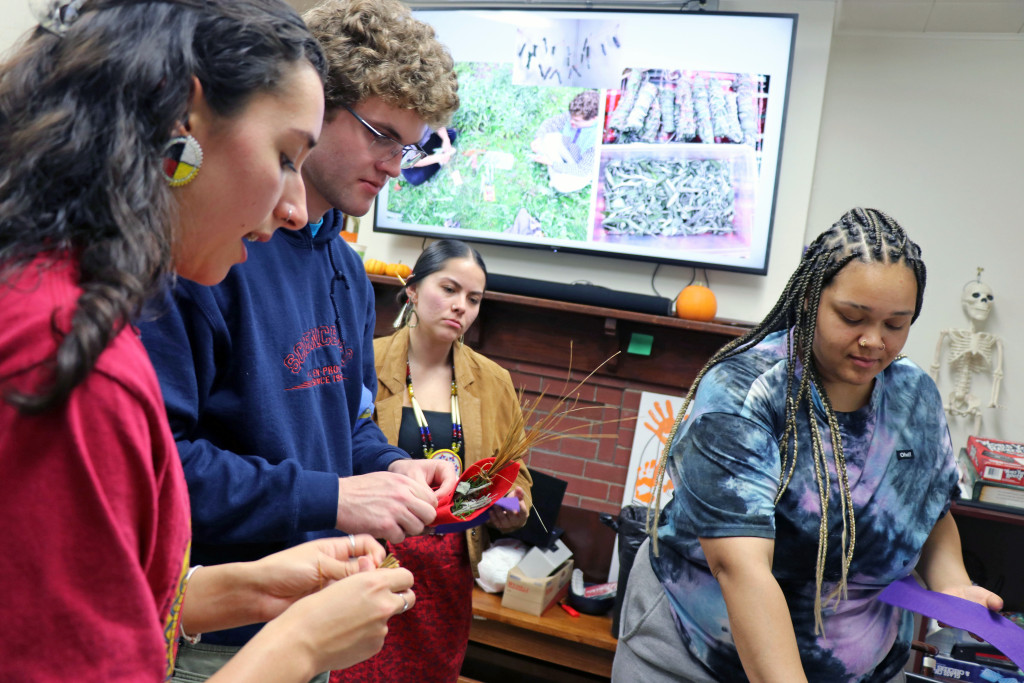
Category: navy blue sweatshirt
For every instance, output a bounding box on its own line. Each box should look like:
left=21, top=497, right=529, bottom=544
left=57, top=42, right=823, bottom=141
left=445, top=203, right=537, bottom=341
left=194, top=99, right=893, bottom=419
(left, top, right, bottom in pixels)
left=140, top=210, right=407, bottom=645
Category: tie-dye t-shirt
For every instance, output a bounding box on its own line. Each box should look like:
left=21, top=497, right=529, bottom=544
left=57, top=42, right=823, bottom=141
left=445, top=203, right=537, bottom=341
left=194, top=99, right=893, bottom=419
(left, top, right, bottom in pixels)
left=651, top=329, right=958, bottom=682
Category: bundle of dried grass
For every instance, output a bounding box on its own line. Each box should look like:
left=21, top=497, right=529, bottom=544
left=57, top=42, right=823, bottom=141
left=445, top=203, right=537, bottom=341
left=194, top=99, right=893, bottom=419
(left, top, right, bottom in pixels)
left=449, top=348, right=624, bottom=519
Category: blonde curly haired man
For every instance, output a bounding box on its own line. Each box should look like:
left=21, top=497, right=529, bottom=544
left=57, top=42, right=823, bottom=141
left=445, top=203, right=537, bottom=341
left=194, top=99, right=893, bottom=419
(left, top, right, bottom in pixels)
left=139, top=1, right=460, bottom=681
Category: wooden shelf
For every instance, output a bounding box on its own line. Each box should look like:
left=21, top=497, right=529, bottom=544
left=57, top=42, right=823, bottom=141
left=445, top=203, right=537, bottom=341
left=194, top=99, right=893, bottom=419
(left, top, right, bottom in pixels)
left=469, top=587, right=616, bottom=679
left=952, top=500, right=1024, bottom=527
left=472, top=587, right=617, bottom=652
left=368, top=273, right=752, bottom=391
left=367, top=273, right=750, bottom=338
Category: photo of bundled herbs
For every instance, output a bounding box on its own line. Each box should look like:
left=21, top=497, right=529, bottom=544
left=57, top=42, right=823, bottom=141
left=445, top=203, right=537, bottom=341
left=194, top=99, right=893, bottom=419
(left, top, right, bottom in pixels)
left=604, top=68, right=767, bottom=150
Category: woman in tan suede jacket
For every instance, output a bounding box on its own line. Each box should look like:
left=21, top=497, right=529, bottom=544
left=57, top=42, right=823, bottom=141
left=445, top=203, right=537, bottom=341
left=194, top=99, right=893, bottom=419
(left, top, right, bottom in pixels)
left=338, top=239, right=532, bottom=683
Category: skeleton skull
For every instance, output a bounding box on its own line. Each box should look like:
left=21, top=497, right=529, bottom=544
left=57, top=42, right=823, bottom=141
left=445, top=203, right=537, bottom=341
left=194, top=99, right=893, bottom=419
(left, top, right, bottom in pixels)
left=962, top=280, right=994, bottom=322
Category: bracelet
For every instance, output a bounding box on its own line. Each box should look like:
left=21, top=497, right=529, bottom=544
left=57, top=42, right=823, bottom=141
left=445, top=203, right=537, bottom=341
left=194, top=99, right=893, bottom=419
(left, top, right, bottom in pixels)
left=179, top=565, right=203, bottom=645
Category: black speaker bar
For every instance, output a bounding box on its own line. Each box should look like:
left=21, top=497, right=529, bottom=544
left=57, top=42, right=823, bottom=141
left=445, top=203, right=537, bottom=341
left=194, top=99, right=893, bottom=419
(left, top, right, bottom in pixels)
left=487, top=273, right=672, bottom=317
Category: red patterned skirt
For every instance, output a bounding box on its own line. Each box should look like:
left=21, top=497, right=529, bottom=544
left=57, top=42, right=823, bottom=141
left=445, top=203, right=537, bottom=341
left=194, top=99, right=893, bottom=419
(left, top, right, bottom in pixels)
left=330, top=531, right=473, bottom=683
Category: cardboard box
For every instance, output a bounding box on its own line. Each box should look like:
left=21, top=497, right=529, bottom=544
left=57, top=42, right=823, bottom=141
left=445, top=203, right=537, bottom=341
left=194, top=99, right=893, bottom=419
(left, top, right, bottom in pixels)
left=516, top=538, right=573, bottom=579
left=501, top=558, right=574, bottom=616
left=967, top=436, right=1024, bottom=486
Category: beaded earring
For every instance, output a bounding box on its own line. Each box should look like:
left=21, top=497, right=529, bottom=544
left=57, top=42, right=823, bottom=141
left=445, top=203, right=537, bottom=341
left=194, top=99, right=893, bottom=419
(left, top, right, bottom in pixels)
left=161, top=134, right=204, bottom=187
left=33, top=0, right=85, bottom=37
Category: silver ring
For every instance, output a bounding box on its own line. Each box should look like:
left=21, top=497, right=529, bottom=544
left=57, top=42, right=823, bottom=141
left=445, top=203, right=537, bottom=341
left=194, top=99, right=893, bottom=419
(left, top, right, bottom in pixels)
left=400, top=593, right=409, bottom=613
left=348, top=535, right=357, bottom=553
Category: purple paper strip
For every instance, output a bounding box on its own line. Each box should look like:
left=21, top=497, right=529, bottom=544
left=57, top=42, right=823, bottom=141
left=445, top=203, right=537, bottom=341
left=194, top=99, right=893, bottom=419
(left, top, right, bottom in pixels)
left=877, top=576, right=1024, bottom=667
left=430, top=496, right=521, bottom=535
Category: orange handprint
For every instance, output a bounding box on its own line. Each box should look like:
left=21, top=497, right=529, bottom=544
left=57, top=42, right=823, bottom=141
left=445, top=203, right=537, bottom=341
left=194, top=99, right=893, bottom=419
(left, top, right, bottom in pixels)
left=643, top=400, right=676, bottom=445
left=632, top=454, right=675, bottom=504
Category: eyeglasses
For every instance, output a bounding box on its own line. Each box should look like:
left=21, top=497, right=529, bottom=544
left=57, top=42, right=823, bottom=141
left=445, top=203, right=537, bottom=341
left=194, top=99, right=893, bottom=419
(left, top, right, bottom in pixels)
left=343, top=104, right=427, bottom=170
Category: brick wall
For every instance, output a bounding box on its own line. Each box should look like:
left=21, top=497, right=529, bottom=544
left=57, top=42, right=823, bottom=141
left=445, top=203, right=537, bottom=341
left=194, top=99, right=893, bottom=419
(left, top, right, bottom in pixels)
left=501, top=359, right=686, bottom=517
left=367, top=273, right=746, bottom=520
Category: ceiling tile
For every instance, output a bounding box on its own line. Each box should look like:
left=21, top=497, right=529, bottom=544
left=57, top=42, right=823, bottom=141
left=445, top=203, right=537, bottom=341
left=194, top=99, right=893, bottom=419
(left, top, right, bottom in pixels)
left=840, top=0, right=929, bottom=4
left=836, top=1, right=934, bottom=32
left=926, top=1, right=1024, bottom=32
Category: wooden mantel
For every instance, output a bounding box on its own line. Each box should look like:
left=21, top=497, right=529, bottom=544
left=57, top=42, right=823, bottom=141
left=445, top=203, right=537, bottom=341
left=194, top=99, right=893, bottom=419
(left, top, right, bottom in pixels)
left=368, top=273, right=751, bottom=391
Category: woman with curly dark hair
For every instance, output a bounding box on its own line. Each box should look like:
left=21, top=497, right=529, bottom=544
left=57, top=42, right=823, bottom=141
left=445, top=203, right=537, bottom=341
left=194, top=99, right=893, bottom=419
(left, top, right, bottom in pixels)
left=0, top=1, right=414, bottom=680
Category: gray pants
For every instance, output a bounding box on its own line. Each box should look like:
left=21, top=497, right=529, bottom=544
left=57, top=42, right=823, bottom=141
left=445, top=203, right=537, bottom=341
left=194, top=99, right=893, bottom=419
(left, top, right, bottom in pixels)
left=612, top=538, right=718, bottom=683
left=612, top=539, right=908, bottom=683
left=172, top=640, right=329, bottom=683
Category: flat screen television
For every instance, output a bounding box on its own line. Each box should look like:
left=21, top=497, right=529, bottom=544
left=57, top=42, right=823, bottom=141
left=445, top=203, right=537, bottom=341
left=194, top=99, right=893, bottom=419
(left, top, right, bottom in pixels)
left=373, top=6, right=797, bottom=275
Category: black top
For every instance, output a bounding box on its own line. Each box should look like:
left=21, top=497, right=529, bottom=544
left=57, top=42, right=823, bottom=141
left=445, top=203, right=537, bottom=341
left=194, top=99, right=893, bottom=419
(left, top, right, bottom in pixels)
left=397, top=406, right=464, bottom=459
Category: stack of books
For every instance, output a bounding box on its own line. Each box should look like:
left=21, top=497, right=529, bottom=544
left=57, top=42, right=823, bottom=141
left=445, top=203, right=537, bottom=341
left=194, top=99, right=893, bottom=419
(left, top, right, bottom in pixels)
left=916, top=624, right=1024, bottom=682
left=923, top=653, right=1024, bottom=682
left=957, top=436, right=1024, bottom=510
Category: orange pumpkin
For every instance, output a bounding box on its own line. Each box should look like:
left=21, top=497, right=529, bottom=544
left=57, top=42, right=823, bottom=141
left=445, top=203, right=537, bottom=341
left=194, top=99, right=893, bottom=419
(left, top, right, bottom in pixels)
left=674, top=283, right=717, bottom=322
left=363, top=258, right=387, bottom=276
left=382, top=262, right=413, bottom=280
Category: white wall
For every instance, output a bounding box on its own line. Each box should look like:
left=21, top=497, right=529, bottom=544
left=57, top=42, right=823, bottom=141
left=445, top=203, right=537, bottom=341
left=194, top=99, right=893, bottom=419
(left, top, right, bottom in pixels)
left=808, top=29, right=1023, bottom=449
left=0, top=0, right=33, bottom=56
left=362, top=0, right=838, bottom=327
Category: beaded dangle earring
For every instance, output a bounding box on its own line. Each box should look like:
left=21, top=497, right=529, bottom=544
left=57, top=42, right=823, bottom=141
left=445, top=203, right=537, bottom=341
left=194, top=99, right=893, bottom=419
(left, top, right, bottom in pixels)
left=161, top=134, right=203, bottom=187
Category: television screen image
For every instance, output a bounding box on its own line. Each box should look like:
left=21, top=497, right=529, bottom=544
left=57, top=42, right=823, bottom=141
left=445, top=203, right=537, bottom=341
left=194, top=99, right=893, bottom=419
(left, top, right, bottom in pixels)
left=374, top=8, right=796, bottom=275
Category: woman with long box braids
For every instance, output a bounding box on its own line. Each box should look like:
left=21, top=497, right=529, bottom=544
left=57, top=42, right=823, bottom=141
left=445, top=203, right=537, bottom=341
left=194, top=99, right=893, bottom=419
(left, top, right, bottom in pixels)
left=613, top=208, right=1003, bottom=682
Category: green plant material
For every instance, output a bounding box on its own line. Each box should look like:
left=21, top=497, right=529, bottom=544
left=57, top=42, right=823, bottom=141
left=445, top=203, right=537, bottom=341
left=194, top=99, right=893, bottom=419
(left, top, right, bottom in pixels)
left=450, top=473, right=500, bottom=519
left=383, top=62, right=589, bottom=241
left=609, top=68, right=644, bottom=131
left=659, top=84, right=676, bottom=136
left=625, top=81, right=658, bottom=132
left=724, top=89, right=743, bottom=144
left=709, top=78, right=742, bottom=142
left=691, top=77, right=714, bottom=143
left=600, top=157, right=735, bottom=236
left=640, top=94, right=662, bottom=143
left=736, top=75, right=758, bottom=147
left=675, top=78, right=696, bottom=141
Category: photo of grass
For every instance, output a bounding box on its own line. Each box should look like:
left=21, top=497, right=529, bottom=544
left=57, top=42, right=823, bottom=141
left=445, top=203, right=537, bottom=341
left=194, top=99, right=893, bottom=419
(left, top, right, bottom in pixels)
left=382, top=62, right=592, bottom=242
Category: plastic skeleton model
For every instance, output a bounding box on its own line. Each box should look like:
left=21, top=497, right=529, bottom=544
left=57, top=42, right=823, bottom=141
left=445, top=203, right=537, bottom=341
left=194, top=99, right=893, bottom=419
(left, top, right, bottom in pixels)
left=930, top=269, right=1004, bottom=435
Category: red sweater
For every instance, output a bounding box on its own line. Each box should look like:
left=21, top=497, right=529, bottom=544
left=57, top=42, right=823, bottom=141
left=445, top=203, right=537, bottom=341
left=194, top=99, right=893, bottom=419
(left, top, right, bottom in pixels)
left=0, top=257, right=191, bottom=681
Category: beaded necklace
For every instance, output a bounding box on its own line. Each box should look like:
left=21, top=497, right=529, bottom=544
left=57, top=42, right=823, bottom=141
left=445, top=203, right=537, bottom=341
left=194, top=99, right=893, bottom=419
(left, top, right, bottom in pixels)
left=405, top=361, right=463, bottom=474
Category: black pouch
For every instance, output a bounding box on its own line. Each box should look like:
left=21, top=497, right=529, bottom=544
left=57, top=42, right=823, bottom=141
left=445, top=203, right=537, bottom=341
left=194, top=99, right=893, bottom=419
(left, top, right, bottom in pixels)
left=602, top=504, right=662, bottom=638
